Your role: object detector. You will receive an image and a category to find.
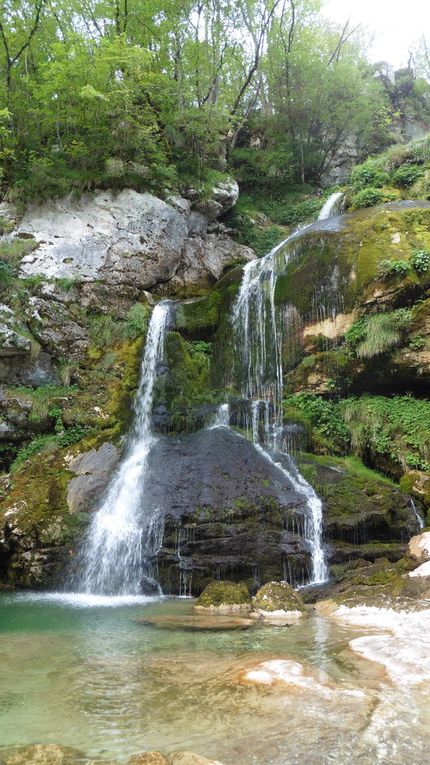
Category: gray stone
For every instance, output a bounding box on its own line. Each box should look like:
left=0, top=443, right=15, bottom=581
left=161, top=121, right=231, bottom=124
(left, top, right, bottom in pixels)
left=193, top=180, right=239, bottom=220
left=67, top=442, right=120, bottom=514
left=18, top=190, right=188, bottom=290
left=170, top=234, right=253, bottom=290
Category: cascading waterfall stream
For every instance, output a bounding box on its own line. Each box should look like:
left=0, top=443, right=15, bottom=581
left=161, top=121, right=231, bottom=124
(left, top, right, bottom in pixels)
left=229, top=194, right=343, bottom=585
left=75, top=301, right=171, bottom=595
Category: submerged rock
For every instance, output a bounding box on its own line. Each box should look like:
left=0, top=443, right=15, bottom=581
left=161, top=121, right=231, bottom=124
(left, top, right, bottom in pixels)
left=168, top=753, right=224, bottom=765
left=239, top=659, right=335, bottom=696
left=134, top=614, right=254, bottom=630
left=128, top=753, right=169, bottom=765
left=251, top=581, right=306, bottom=621
left=193, top=580, right=252, bottom=613
left=1, top=744, right=83, bottom=765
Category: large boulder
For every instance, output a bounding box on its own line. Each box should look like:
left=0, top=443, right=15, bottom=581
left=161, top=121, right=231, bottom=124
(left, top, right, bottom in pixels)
left=66, top=442, right=120, bottom=514
left=15, top=188, right=251, bottom=295
left=186, top=179, right=239, bottom=221
left=193, top=580, right=252, bottom=614
left=18, top=190, right=188, bottom=289
left=252, top=581, right=306, bottom=621
left=407, top=531, right=430, bottom=563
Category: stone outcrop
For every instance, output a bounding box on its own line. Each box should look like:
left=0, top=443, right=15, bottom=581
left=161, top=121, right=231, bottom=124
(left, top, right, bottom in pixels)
left=193, top=580, right=252, bottom=613
left=251, top=581, right=306, bottom=620
left=66, top=442, right=120, bottom=514
left=17, top=189, right=251, bottom=291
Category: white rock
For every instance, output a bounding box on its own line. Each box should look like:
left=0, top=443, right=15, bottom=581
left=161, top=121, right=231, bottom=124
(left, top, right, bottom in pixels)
left=408, top=560, right=430, bottom=578
left=407, top=531, right=430, bottom=562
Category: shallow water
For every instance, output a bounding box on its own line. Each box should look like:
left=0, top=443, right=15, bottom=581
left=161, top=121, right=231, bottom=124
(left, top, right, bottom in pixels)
left=1, top=593, right=429, bottom=764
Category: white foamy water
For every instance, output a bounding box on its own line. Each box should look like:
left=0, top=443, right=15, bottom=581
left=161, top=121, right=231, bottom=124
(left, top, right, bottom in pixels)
left=5, top=592, right=161, bottom=608
left=335, top=605, right=430, bottom=686
left=208, top=403, right=230, bottom=429
left=318, top=191, right=344, bottom=220
left=75, top=301, right=171, bottom=595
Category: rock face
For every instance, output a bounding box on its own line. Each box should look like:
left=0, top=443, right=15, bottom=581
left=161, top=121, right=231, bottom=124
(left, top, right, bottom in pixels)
left=17, top=189, right=251, bottom=291
left=143, top=427, right=312, bottom=594
left=66, top=442, right=120, bottom=514
left=252, top=581, right=306, bottom=620
left=194, top=580, right=252, bottom=613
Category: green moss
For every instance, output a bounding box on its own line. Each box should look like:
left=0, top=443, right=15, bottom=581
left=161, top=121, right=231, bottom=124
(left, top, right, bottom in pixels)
left=153, top=331, right=220, bottom=432
left=195, top=580, right=251, bottom=608
left=175, top=290, right=221, bottom=336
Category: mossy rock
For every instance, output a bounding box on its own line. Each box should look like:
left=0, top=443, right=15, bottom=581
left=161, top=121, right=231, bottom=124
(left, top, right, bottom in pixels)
left=252, top=581, right=306, bottom=617
left=193, top=580, right=252, bottom=613
left=274, top=204, right=430, bottom=320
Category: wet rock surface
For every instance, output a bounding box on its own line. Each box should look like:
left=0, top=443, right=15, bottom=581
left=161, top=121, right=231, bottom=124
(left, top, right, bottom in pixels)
left=66, top=442, right=120, bottom=514
left=135, top=614, right=254, bottom=630
left=143, top=427, right=310, bottom=594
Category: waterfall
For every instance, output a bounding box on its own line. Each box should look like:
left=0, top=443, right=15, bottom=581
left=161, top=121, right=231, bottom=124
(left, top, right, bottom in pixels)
left=75, top=301, right=171, bottom=595
left=410, top=498, right=425, bottom=530
left=318, top=191, right=344, bottom=220
left=209, top=403, right=230, bottom=429
left=231, top=226, right=329, bottom=585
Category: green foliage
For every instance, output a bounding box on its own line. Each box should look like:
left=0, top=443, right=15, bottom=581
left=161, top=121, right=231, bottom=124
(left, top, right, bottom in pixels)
left=392, top=163, right=423, bottom=187
left=10, top=434, right=58, bottom=473
left=285, top=393, right=430, bottom=476
left=231, top=211, right=285, bottom=256
left=378, top=259, right=411, bottom=279
left=283, top=393, right=349, bottom=453
left=411, top=249, right=430, bottom=274
left=350, top=159, right=389, bottom=191
left=123, top=303, right=149, bottom=340
left=10, top=423, right=90, bottom=473
left=88, top=314, right=124, bottom=349
left=409, top=335, right=426, bottom=350
left=350, top=187, right=397, bottom=210
left=259, top=196, right=322, bottom=226
left=342, top=396, right=430, bottom=473
left=0, top=0, right=396, bottom=201
left=345, top=310, right=412, bottom=359
left=55, top=277, right=77, bottom=291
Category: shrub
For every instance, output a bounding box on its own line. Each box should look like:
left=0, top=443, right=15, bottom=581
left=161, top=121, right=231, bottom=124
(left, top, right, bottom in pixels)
left=350, top=160, right=389, bottom=191
left=350, top=187, right=390, bottom=209
left=123, top=303, right=149, bottom=340
left=88, top=313, right=123, bottom=348
left=378, top=259, right=411, bottom=279
left=392, top=163, right=423, bottom=188
left=411, top=250, right=430, bottom=274
left=260, top=197, right=322, bottom=226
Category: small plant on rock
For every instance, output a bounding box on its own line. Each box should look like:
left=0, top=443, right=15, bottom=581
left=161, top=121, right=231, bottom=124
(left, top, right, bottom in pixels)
left=411, top=250, right=430, bottom=274
left=378, top=259, right=411, bottom=279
